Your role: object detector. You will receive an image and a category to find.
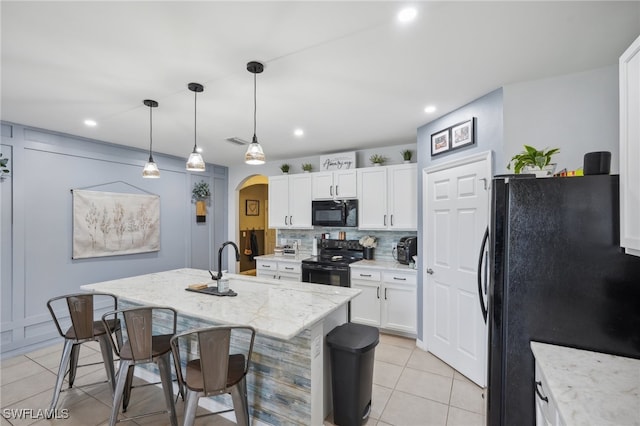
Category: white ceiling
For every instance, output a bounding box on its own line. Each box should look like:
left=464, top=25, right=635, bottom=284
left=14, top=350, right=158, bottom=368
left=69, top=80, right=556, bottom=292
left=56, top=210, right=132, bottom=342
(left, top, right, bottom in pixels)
left=2, top=1, right=639, bottom=167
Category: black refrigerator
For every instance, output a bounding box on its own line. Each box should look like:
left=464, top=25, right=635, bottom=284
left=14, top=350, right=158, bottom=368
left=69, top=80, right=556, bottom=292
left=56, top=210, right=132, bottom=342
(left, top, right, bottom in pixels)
left=485, top=174, right=640, bottom=426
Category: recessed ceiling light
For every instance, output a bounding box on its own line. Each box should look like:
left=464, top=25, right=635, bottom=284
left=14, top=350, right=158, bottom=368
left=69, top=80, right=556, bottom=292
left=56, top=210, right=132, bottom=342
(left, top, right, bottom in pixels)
left=424, top=105, right=436, bottom=114
left=84, top=119, right=97, bottom=127
left=397, top=7, right=417, bottom=23
left=294, top=128, right=304, bottom=137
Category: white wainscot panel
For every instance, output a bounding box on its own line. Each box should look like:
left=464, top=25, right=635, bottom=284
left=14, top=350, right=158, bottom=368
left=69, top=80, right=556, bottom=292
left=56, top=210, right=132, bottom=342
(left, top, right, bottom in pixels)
left=434, top=281, right=451, bottom=344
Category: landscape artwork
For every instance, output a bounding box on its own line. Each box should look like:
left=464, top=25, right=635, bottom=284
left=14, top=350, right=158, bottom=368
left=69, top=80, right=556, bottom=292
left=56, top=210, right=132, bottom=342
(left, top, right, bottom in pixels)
left=72, top=190, right=160, bottom=259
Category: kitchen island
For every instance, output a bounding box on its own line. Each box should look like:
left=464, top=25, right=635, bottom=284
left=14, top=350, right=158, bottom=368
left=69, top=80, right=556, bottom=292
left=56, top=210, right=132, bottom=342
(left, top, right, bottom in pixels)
left=81, top=268, right=360, bottom=426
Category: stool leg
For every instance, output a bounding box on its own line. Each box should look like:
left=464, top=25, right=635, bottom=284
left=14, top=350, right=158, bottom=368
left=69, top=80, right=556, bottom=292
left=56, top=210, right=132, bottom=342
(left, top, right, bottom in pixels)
left=109, top=359, right=132, bottom=426
left=157, top=353, right=178, bottom=426
left=122, top=365, right=135, bottom=412
left=230, top=377, right=250, bottom=426
left=68, top=343, right=80, bottom=388
left=48, top=339, right=74, bottom=415
left=98, top=335, right=116, bottom=394
left=182, top=389, right=200, bottom=426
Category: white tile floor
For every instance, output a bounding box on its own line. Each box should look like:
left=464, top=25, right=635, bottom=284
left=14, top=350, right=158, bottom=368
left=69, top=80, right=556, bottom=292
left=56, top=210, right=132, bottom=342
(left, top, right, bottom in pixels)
left=1, top=333, right=485, bottom=426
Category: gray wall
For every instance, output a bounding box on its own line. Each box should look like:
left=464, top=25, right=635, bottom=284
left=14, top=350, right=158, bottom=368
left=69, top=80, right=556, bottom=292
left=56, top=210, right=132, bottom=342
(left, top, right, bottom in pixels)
left=0, top=123, right=228, bottom=357
left=416, top=88, right=505, bottom=341
left=503, top=64, right=619, bottom=174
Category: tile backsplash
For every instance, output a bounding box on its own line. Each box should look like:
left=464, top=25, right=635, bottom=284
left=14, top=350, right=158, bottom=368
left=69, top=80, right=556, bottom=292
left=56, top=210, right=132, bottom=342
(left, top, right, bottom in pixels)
left=277, top=228, right=418, bottom=262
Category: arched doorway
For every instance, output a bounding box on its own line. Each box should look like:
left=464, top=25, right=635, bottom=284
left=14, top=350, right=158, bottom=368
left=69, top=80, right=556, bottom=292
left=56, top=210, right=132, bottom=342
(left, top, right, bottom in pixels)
left=237, top=175, right=274, bottom=275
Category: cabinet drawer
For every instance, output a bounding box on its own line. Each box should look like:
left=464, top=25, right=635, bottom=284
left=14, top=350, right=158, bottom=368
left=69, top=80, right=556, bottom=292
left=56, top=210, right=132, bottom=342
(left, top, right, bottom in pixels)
left=278, top=262, right=301, bottom=274
left=350, top=269, right=381, bottom=281
left=257, top=260, right=277, bottom=270
left=383, top=271, right=417, bottom=285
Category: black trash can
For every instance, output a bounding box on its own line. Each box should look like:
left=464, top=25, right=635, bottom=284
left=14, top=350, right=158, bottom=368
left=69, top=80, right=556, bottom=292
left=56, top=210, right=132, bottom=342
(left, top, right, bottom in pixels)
left=326, top=323, right=379, bottom=426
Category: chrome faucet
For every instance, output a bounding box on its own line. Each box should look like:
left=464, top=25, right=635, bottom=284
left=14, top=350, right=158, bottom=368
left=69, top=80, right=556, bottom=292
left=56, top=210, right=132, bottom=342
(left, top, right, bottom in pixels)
left=209, top=241, right=240, bottom=281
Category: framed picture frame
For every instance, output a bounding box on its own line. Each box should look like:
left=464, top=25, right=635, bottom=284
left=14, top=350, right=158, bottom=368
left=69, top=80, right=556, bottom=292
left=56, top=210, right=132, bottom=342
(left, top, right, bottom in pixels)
left=451, top=118, right=475, bottom=149
left=245, top=199, right=259, bottom=216
left=431, top=128, right=450, bottom=156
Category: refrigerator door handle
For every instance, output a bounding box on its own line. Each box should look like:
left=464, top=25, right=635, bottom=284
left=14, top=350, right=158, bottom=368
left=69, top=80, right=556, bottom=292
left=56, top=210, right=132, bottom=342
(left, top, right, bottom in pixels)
left=477, top=227, right=489, bottom=323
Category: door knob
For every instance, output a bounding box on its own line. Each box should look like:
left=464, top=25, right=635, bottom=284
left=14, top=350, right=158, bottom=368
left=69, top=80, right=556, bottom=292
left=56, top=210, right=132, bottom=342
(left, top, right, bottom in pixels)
left=426, top=268, right=434, bottom=275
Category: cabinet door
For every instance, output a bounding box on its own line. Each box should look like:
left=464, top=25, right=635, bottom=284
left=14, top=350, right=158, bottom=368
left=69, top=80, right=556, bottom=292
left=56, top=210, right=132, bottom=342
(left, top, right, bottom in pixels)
left=268, top=176, right=290, bottom=228
left=388, top=164, right=417, bottom=230
left=334, top=170, right=357, bottom=199
left=620, top=35, right=640, bottom=256
left=350, top=280, right=381, bottom=327
left=256, top=259, right=278, bottom=279
left=357, top=167, right=388, bottom=229
left=278, top=262, right=301, bottom=281
left=312, top=172, right=334, bottom=200
left=381, top=273, right=417, bottom=334
left=288, top=174, right=312, bottom=228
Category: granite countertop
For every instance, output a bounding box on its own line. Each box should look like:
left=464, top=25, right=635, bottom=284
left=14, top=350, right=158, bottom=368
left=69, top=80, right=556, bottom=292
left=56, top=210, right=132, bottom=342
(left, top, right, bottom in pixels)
left=81, top=268, right=360, bottom=340
left=531, top=341, right=640, bottom=426
left=351, top=259, right=417, bottom=272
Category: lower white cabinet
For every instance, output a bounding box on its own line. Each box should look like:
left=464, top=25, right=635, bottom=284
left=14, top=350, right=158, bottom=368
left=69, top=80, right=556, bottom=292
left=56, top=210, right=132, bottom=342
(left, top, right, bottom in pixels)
left=350, top=267, right=417, bottom=335
left=534, top=360, right=564, bottom=426
left=256, top=259, right=301, bottom=281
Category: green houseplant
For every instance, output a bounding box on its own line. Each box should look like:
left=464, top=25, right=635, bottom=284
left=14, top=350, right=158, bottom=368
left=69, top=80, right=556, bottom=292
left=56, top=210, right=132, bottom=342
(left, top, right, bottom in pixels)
left=401, top=149, right=412, bottom=162
left=301, top=163, right=313, bottom=172
left=369, top=154, right=386, bottom=166
left=192, top=181, right=211, bottom=200
left=507, top=145, right=560, bottom=175
left=280, top=164, right=290, bottom=174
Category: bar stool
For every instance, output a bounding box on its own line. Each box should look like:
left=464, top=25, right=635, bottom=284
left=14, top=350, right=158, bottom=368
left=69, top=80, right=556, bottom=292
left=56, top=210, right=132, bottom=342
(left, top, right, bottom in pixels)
left=170, top=326, right=256, bottom=426
left=46, top=292, right=120, bottom=414
left=102, top=306, right=179, bottom=426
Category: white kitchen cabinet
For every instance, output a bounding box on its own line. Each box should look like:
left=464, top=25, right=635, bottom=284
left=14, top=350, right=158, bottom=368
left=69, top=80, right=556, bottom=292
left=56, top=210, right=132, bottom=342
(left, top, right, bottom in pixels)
left=620, top=35, right=640, bottom=257
left=357, top=164, right=417, bottom=230
left=311, top=170, right=357, bottom=200
left=268, top=174, right=312, bottom=229
left=350, top=266, right=417, bottom=335
left=534, top=360, right=563, bottom=426
left=256, top=258, right=301, bottom=281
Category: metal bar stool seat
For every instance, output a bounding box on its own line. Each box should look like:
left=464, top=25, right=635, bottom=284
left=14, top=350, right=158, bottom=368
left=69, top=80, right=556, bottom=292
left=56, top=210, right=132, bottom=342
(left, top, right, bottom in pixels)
left=102, top=306, right=179, bottom=426
left=46, top=292, right=120, bottom=415
left=171, top=326, right=256, bottom=426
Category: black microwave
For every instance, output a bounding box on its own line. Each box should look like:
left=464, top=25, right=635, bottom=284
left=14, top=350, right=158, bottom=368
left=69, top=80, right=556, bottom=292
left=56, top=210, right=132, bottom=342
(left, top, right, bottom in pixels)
left=312, top=200, right=358, bottom=227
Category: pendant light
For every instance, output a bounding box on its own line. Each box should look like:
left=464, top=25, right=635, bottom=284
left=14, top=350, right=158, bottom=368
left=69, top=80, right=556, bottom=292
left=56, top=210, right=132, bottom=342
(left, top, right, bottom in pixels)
left=245, top=61, right=266, bottom=165
left=186, top=82, right=206, bottom=171
left=142, top=99, right=160, bottom=178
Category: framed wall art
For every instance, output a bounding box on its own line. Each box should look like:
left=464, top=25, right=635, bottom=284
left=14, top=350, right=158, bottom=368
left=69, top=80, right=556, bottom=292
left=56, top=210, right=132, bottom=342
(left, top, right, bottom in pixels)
left=246, top=199, right=260, bottom=216
left=451, top=118, right=475, bottom=149
left=431, top=128, right=450, bottom=156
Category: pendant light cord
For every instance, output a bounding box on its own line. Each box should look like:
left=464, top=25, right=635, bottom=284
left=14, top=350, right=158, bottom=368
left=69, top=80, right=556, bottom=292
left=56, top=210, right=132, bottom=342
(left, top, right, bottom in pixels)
left=253, top=72, right=257, bottom=140
left=148, top=105, right=153, bottom=159
left=193, top=90, right=198, bottom=151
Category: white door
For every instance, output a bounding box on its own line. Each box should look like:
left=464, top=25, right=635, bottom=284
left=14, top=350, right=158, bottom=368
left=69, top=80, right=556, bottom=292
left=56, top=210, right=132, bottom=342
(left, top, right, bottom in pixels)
left=423, top=152, right=491, bottom=387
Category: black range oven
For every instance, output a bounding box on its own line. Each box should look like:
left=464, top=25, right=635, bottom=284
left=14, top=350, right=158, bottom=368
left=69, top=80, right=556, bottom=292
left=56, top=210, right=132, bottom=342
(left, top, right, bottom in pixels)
left=301, top=239, right=363, bottom=287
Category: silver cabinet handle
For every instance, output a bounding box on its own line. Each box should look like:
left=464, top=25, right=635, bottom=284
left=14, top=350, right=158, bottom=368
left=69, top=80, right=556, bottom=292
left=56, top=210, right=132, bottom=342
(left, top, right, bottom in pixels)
left=359, top=273, right=372, bottom=277
left=261, top=264, right=272, bottom=268
left=330, top=186, right=333, bottom=196
left=393, top=276, right=406, bottom=281
left=284, top=266, right=294, bottom=270
left=335, top=185, right=339, bottom=196
left=383, top=214, right=387, bottom=226
left=426, top=268, right=434, bottom=275
left=376, top=287, right=380, bottom=299
left=384, top=288, right=388, bottom=300
left=390, top=214, right=394, bottom=226
left=285, top=216, right=288, bottom=226
left=289, top=215, right=293, bottom=225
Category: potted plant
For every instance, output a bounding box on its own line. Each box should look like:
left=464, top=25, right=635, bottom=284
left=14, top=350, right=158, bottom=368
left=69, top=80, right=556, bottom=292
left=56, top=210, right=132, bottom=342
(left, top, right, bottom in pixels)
left=301, top=163, right=313, bottom=173
left=401, top=149, right=412, bottom=163
left=359, top=235, right=377, bottom=259
left=280, top=164, right=290, bottom=174
left=369, top=154, right=386, bottom=167
left=507, top=145, right=560, bottom=177
left=192, top=181, right=210, bottom=223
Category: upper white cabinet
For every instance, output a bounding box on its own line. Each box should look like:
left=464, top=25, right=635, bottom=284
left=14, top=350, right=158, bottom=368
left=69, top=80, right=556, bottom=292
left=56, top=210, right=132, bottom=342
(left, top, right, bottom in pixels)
left=268, top=174, right=313, bottom=229
left=357, top=164, right=417, bottom=230
left=311, top=170, right=357, bottom=200
left=620, top=35, right=640, bottom=257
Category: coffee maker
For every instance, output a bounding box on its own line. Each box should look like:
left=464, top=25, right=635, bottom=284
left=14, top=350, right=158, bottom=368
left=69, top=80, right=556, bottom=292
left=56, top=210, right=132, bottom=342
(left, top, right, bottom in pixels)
left=396, top=236, right=417, bottom=265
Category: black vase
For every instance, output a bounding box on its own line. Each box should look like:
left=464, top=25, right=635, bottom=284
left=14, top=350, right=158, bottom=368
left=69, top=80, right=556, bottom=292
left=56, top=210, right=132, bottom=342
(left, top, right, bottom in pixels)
left=363, top=247, right=375, bottom=260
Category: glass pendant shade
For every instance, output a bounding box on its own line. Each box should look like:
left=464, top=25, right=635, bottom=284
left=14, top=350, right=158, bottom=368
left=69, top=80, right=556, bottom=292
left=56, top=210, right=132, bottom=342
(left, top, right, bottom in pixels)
left=245, top=135, right=265, bottom=165
left=142, top=99, right=160, bottom=178
left=186, top=150, right=206, bottom=171
left=186, top=82, right=206, bottom=171
left=142, top=157, right=160, bottom=178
